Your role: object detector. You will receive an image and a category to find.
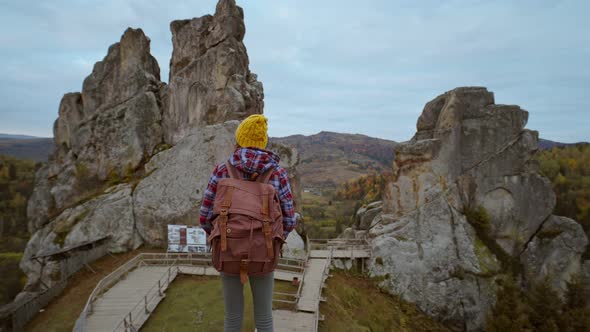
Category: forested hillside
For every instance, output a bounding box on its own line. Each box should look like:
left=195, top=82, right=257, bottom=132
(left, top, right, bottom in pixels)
left=0, top=138, right=53, bottom=162
left=272, top=132, right=397, bottom=190
left=537, top=143, right=590, bottom=256
left=0, top=154, right=36, bottom=305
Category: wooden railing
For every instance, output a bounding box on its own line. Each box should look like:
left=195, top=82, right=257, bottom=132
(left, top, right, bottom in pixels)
left=73, top=254, right=143, bottom=332
left=1, top=241, right=110, bottom=332
left=61, top=244, right=110, bottom=278
left=113, top=260, right=179, bottom=332
left=308, top=238, right=369, bottom=250
left=136, top=252, right=306, bottom=273
left=2, top=279, right=68, bottom=332
left=74, top=252, right=307, bottom=331
left=314, top=247, right=333, bottom=332
left=272, top=256, right=307, bottom=307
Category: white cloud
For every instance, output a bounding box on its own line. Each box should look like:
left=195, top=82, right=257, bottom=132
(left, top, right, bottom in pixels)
left=0, top=0, right=589, bottom=142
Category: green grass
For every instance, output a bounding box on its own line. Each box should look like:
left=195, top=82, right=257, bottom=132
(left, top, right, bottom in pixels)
left=143, top=271, right=449, bottom=331
left=142, top=275, right=298, bottom=332
left=319, top=270, right=450, bottom=332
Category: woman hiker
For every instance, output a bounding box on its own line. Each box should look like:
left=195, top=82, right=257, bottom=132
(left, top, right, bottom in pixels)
left=199, top=114, right=296, bottom=332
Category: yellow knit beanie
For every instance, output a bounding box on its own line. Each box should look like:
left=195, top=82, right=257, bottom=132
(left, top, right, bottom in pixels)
left=235, top=114, right=268, bottom=149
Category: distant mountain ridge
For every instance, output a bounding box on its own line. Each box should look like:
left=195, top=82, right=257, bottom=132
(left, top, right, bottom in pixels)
left=0, top=132, right=587, bottom=179
left=0, top=135, right=53, bottom=162
left=538, top=138, right=588, bottom=150
left=0, top=133, right=47, bottom=140
left=271, top=131, right=398, bottom=190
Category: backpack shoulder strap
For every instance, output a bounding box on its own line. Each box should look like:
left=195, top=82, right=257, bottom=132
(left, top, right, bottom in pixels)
left=225, top=161, right=241, bottom=179
left=256, top=166, right=276, bottom=184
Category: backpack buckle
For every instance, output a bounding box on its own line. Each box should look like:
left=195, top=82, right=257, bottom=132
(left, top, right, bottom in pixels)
left=220, top=216, right=228, bottom=252
left=240, top=259, right=249, bottom=284
left=262, top=221, right=274, bottom=258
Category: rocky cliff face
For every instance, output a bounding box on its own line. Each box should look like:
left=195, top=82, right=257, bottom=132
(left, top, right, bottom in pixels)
left=20, top=0, right=292, bottom=293
left=363, top=87, right=589, bottom=331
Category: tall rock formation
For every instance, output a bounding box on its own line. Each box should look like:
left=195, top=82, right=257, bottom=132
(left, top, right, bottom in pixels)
left=20, top=0, right=288, bottom=293
left=30, top=28, right=164, bottom=232
left=366, top=87, right=588, bottom=331
left=162, top=0, right=264, bottom=143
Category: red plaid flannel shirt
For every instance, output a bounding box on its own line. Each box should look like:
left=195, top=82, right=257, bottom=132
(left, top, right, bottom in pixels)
left=199, top=147, right=296, bottom=239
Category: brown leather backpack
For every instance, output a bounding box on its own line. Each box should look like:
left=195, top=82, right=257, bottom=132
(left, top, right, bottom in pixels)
left=207, top=161, right=286, bottom=284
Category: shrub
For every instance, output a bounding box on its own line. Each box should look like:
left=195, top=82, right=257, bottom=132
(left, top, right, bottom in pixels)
left=486, top=277, right=533, bottom=332
left=106, top=169, right=121, bottom=187
left=464, top=206, right=491, bottom=233
left=153, top=143, right=173, bottom=154
left=375, top=256, right=383, bottom=265
left=488, top=274, right=590, bottom=332
left=559, top=274, right=590, bottom=331
left=526, top=277, right=562, bottom=332
left=464, top=205, right=521, bottom=275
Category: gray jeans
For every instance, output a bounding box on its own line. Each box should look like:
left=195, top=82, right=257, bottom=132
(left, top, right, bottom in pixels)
left=221, top=272, right=274, bottom=332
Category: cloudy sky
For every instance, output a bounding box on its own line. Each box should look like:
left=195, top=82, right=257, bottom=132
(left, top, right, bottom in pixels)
left=1, top=0, right=588, bottom=142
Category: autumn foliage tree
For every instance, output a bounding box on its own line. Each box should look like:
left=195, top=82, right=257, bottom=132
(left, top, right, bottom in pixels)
left=334, top=172, right=393, bottom=204
left=537, top=144, right=590, bottom=256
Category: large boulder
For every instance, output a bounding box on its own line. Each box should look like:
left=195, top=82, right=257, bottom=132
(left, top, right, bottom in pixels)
left=133, top=122, right=238, bottom=246
left=355, top=201, right=382, bottom=230
left=20, top=184, right=140, bottom=291
left=522, top=215, right=588, bottom=292
left=133, top=124, right=302, bottom=246
left=371, top=191, right=499, bottom=331
left=282, top=231, right=305, bottom=259
left=162, top=0, right=264, bottom=144
left=369, top=87, right=589, bottom=331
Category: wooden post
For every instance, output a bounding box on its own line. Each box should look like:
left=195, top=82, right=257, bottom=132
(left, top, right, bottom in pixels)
left=144, top=295, right=149, bottom=314
left=158, top=280, right=162, bottom=296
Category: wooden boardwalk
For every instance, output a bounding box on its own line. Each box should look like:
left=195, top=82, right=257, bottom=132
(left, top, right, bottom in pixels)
left=273, top=310, right=316, bottom=331
left=83, top=264, right=307, bottom=331
left=310, top=249, right=370, bottom=258
left=296, top=257, right=330, bottom=313
left=85, top=265, right=177, bottom=331
left=179, top=265, right=303, bottom=282
left=78, top=239, right=370, bottom=332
